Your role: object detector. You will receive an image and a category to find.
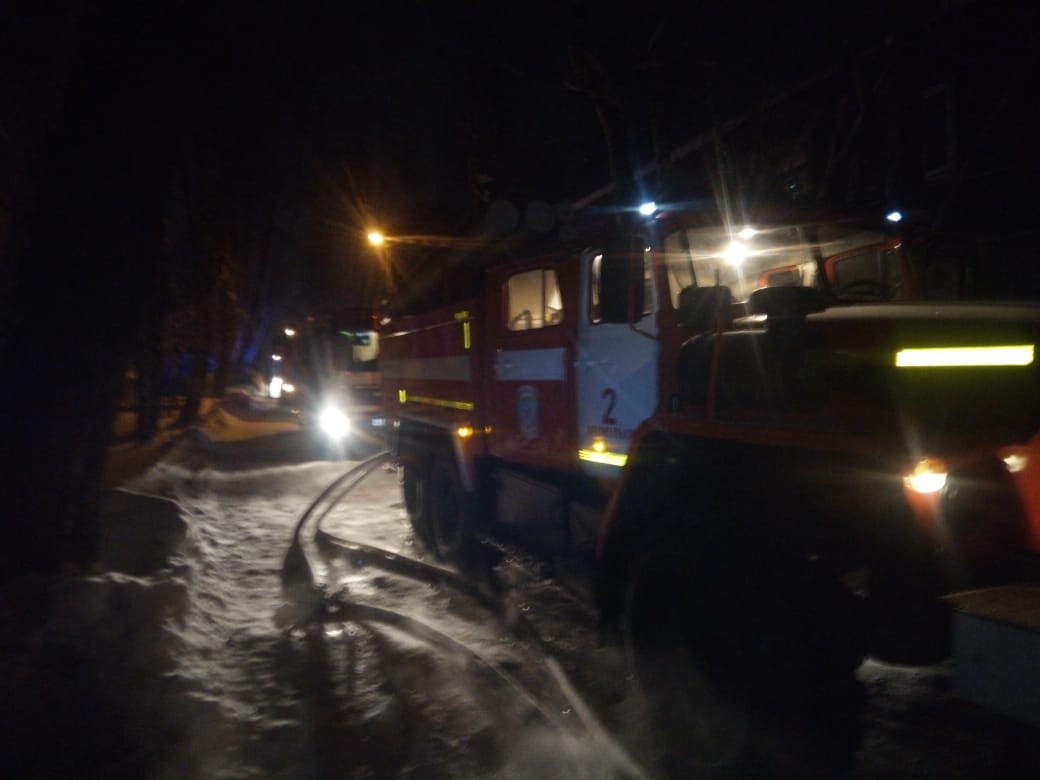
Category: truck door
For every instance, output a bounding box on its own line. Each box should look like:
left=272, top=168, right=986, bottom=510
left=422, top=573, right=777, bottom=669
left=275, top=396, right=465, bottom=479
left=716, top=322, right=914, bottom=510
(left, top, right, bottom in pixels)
left=485, top=263, right=574, bottom=469
left=576, top=240, right=659, bottom=479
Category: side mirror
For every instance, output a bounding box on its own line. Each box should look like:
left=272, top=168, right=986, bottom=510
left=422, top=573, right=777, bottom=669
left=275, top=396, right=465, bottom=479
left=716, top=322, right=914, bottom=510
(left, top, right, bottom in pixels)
left=597, top=240, right=645, bottom=323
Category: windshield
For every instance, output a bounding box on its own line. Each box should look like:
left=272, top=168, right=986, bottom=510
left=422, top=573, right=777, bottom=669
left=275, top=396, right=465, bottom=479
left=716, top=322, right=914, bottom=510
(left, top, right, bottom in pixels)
left=331, top=329, right=379, bottom=372
left=663, top=224, right=905, bottom=306
left=828, top=245, right=912, bottom=301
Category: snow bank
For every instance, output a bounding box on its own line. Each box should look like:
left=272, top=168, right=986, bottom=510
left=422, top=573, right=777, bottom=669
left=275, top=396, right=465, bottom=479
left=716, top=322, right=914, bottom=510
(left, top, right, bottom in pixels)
left=0, top=490, right=191, bottom=777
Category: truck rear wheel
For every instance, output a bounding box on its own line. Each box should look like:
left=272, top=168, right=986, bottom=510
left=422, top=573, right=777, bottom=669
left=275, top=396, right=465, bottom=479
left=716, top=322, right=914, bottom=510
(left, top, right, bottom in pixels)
left=429, top=457, right=478, bottom=570
left=400, top=456, right=433, bottom=549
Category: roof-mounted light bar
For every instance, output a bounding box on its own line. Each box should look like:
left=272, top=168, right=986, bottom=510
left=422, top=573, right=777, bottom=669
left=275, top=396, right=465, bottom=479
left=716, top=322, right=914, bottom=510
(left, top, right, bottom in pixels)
left=895, top=345, right=1034, bottom=368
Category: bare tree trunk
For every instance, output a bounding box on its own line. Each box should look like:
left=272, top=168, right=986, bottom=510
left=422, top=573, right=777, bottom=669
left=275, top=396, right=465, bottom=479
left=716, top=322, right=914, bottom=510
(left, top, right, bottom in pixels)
left=0, top=9, right=176, bottom=578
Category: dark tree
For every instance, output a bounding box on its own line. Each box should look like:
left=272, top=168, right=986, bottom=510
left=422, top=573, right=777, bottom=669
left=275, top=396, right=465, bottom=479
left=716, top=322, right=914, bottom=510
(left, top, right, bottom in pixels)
left=0, top=5, right=185, bottom=576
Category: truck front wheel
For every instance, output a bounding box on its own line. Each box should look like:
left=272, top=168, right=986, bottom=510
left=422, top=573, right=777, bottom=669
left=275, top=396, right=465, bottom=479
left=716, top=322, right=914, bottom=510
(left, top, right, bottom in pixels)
left=624, top=545, right=751, bottom=776
left=623, top=537, right=865, bottom=778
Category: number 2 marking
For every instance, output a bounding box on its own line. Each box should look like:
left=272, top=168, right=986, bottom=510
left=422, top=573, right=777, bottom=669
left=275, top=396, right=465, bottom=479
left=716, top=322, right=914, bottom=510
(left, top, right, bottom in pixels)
left=601, top=387, right=617, bottom=425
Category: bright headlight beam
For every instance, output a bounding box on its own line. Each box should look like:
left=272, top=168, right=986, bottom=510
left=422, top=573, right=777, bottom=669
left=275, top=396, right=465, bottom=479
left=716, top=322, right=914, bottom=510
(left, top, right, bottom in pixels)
left=319, top=407, right=351, bottom=439
left=895, top=345, right=1034, bottom=368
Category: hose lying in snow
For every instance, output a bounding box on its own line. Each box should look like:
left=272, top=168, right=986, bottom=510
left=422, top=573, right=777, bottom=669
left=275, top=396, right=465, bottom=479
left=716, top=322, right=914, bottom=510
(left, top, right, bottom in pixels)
left=300, top=587, right=649, bottom=780
left=280, top=450, right=392, bottom=623
left=280, top=451, right=650, bottom=780
left=324, top=593, right=559, bottom=727
left=314, top=530, right=507, bottom=616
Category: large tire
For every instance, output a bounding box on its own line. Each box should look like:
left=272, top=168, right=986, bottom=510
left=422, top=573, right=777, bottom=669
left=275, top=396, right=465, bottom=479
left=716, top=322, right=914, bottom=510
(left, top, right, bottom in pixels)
left=428, top=456, right=479, bottom=570
left=623, top=538, right=865, bottom=778
left=625, top=545, right=753, bottom=777
left=400, top=456, right=433, bottom=550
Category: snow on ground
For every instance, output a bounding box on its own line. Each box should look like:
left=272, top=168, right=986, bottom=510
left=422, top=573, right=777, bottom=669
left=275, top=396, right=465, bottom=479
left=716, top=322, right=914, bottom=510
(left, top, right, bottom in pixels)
left=2, top=400, right=645, bottom=779
left=4, top=395, right=1037, bottom=778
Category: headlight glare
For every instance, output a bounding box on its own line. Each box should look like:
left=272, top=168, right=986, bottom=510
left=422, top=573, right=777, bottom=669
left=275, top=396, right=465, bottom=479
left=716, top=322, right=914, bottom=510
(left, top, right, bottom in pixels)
left=319, top=406, right=351, bottom=439
left=905, top=457, right=948, bottom=494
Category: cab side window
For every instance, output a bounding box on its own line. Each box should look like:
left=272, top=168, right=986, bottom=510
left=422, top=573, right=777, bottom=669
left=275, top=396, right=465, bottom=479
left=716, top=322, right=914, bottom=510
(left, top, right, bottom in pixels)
left=506, top=269, right=562, bottom=330
left=590, top=243, right=654, bottom=324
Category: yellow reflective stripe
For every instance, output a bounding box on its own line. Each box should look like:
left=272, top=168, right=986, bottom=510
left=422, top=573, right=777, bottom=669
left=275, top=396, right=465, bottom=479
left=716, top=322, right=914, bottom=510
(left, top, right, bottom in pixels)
left=463, top=321, right=471, bottom=350
left=895, top=345, right=1034, bottom=367
left=578, top=449, right=628, bottom=467
left=401, top=393, right=475, bottom=412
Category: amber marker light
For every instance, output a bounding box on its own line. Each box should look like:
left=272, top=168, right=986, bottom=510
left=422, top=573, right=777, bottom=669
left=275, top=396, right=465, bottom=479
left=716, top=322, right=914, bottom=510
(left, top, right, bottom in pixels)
left=579, top=438, right=628, bottom=467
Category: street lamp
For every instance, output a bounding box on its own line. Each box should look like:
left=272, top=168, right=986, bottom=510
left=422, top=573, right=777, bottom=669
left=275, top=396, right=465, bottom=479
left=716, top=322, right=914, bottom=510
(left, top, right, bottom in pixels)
left=367, top=229, right=393, bottom=296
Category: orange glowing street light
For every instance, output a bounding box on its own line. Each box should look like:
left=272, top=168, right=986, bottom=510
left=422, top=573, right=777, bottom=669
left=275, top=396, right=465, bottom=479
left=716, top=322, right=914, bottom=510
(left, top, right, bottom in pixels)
left=366, top=229, right=393, bottom=296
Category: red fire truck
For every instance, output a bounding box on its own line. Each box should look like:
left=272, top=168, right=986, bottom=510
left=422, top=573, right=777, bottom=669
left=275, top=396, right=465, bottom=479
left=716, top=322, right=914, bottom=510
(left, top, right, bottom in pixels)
left=380, top=209, right=1039, bottom=773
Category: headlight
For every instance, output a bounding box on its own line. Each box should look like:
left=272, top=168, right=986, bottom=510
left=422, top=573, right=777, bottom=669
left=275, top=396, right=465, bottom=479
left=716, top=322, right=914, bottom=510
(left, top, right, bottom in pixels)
left=318, top=406, right=351, bottom=439
left=904, top=457, right=948, bottom=494
left=270, top=376, right=283, bottom=399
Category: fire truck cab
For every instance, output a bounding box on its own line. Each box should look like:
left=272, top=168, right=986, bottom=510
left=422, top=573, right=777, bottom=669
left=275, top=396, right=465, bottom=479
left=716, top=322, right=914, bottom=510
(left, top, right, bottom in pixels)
left=382, top=215, right=928, bottom=557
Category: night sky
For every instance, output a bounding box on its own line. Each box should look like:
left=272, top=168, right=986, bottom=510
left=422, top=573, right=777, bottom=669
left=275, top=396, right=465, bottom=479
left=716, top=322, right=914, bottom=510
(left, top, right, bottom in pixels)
left=208, top=0, right=924, bottom=306
left=3, top=0, right=1008, bottom=313
left=175, top=2, right=903, bottom=214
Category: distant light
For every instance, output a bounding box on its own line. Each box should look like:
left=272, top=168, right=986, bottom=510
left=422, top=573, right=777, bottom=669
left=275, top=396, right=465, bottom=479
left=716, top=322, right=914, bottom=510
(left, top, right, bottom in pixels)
left=737, top=226, right=758, bottom=240
left=896, top=345, right=1034, bottom=367
left=456, top=425, right=474, bottom=439
left=367, top=231, right=385, bottom=246
left=638, top=201, right=657, bottom=217
left=270, top=376, right=283, bottom=399
left=284, top=327, right=296, bottom=337
left=886, top=210, right=904, bottom=223
left=272, top=354, right=282, bottom=361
